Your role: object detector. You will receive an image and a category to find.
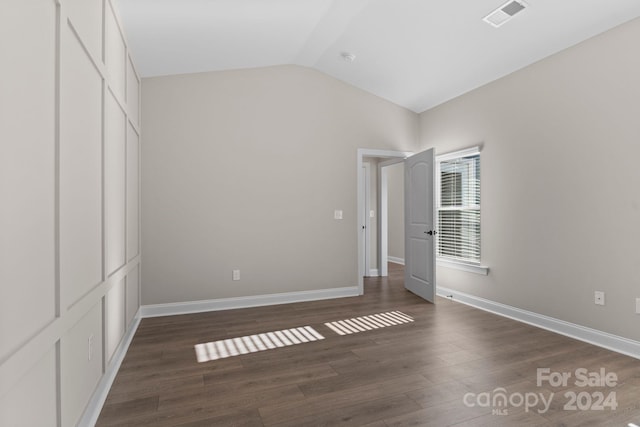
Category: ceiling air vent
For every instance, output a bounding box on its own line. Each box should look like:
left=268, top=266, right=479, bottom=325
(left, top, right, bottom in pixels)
left=483, top=0, right=527, bottom=28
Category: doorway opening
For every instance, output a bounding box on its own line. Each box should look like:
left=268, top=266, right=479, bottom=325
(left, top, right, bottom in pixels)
left=377, top=157, right=405, bottom=278
left=356, top=149, right=412, bottom=295
left=358, top=148, right=437, bottom=304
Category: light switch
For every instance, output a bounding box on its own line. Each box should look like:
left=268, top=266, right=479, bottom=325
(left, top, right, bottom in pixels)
left=369, top=210, right=375, bottom=218
left=334, top=210, right=343, bottom=220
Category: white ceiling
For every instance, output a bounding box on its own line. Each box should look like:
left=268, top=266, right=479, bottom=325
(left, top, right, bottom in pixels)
left=115, top=0, right=640, bottom=112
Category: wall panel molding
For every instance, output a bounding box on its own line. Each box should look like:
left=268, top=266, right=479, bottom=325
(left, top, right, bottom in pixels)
left=59, top=16, right=104, bottom=310
left=0, top=1, right=142, bottom=425
left=0, top=256, right=140, bottom=399
left=105, top=90, right=127, bottom=277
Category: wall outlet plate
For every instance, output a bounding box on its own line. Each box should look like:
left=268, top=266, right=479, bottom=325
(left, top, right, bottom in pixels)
left=636, top=298, right=640, bottom=314
left=594, top=291, right=605, bottom=306
left=232, top=270, right=240, bottom=281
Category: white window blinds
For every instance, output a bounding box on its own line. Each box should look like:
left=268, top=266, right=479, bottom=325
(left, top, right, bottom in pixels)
left=437, top=151, right=481, bottom=263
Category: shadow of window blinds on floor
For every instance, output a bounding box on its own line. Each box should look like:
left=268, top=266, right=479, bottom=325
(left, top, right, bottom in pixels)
left=194, top=326, right=325, bottom=362
left=324, top=311, right=414, bottom=336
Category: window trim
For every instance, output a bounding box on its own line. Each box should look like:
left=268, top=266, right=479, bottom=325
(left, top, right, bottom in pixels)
left=437, top=258, right=489, bottom=275
left=435, top=146, right=489, bottom=275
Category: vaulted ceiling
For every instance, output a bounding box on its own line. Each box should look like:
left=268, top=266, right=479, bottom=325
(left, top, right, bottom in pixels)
left=115, top=0, right=640, bottom=112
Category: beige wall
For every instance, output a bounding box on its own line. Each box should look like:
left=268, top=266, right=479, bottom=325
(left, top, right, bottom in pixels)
left=0, top=0, right=141, bottom=424
left=141, top=65, right=418, bottom=304
left=419, top=17, right=640, bottom=342
left=364, top=158, right=379, bottom=273
left=386, top=162, right=405, bottom=262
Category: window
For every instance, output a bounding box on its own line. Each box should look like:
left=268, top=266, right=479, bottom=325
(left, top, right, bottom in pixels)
left=436, top=147, right=481, bottom=266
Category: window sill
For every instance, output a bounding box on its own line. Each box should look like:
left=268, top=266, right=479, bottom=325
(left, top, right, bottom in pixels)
left=437, top=258, right=489, bottom=275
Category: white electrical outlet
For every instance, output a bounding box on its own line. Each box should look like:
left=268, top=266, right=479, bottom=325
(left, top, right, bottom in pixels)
left=334, top=210, right=343, bottom=220
left=88, top=334, right=94, bottom=361
left=594, top=291, right=605, bottom=306
left=636, top=298, right=640, bottom=314
left=232, top=270, right=240, bottom=281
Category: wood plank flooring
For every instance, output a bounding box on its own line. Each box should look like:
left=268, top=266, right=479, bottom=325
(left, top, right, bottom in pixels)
left=97, top=264, right=640, bottom=426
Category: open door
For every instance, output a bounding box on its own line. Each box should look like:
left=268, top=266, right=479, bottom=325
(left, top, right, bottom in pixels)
left=404, top=148, right=436, bottom=303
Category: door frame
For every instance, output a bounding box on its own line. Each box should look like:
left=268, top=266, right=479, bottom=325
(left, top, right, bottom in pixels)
left=357, top=149, right=412, bottom=295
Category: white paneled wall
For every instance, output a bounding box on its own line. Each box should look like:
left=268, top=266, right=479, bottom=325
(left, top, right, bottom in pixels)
left=59, top=17, right=104, bottom=308
left=0, top=0, right=141, bottom=426
left=0, top=0, right=57, bottom=367
left=105, top=92, right=127, bottom=276
left=0, top=348, right=57, bottom=427
left=127, top=60, right=140, bottom=127
left=125, top=266, right=140, bottom=327
left=106, top=279, right=126, bottom=362
left=61, top=304, right=104, bottom=426
left=126, top=123, right=140, bottom=261
left=105, top=1, right=126, bottom=100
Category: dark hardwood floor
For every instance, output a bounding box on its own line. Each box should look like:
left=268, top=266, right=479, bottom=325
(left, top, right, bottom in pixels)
left=96, top=264, right=640, bottom=426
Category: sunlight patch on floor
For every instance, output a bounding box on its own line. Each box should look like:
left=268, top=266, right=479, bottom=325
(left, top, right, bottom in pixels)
left=194, top=326, right=325, bottom=362
left=324, top=311, right=413, bottom=336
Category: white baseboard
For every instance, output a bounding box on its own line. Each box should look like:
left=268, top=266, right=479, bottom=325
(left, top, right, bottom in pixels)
left=368, top=269, right=379, bottom=277
left=437, top=286, right=640, bottom=360
left=141, top=286, right=360, bottom=318
left=79, top=308, right=142, bottom=427
left=387, top=256, right=405, bottom=265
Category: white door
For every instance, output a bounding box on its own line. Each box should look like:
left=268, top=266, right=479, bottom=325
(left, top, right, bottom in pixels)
left=404, top=148, right=436, bottom=303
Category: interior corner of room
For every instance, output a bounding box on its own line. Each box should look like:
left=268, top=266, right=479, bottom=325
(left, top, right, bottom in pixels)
left=2, top=0, right=640, bottom=426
